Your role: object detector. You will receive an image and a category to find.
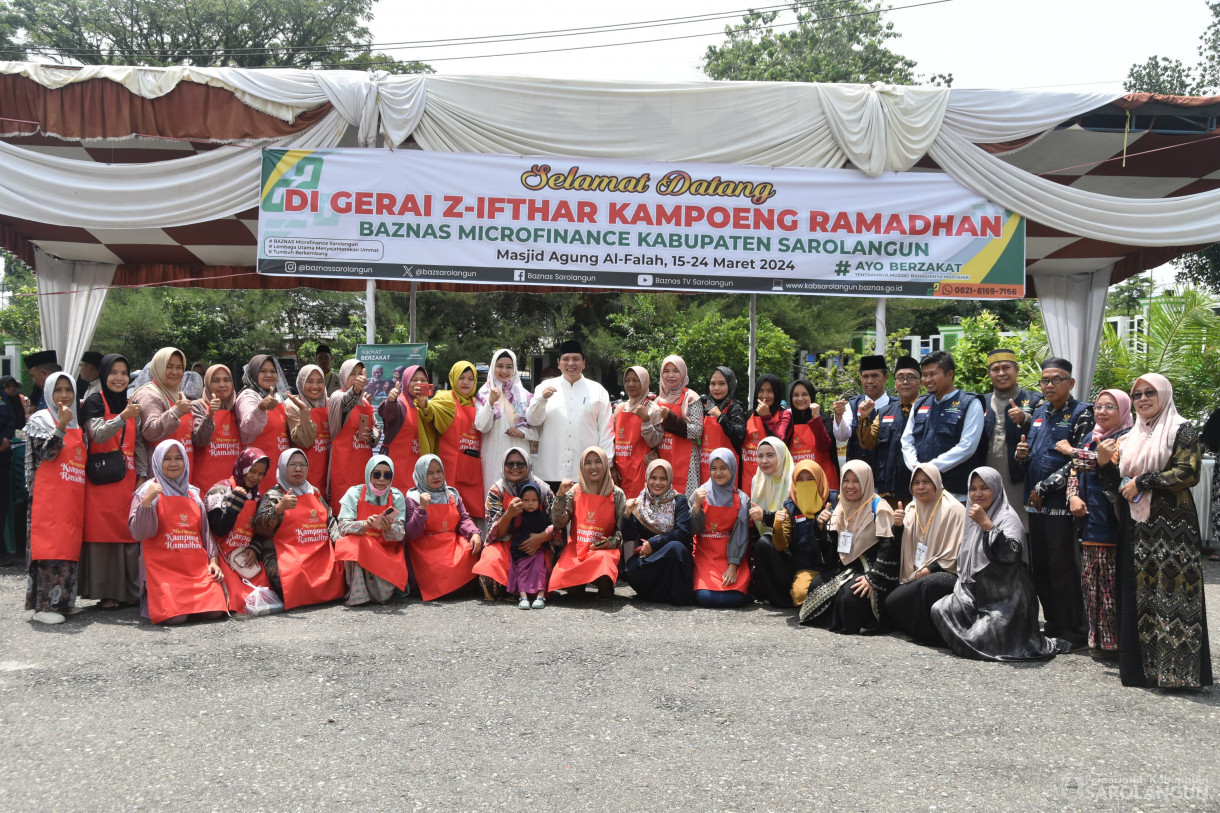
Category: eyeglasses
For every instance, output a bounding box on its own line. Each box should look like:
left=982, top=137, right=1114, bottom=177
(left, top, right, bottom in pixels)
left=1039, top=376, right=1069, bottom=387
left=1131, top=389, right=1158, bottom=401
left=370, top=471, right=393, bottom=481
left=286, top=461, right=308, bottom=469
left=1094, top=404, right=1121, bottom=412
left=894, top=375, right=920, bottom=383
left=504, top=461, right=528, bottom=470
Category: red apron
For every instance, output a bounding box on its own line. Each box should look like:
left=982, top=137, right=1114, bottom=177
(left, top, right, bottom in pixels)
left=386, top=403, right=422, bottom=486
left=334, top=487, right=409, bottom=590
left=169, top=408, right=194, bottom=459
left=740, top=415, right=765, bottom=489
left=191, top=408, right=240, bottom=491
left=657, top=391, right=697, bottom=495
left=251, top=402, right=289, bottom=457
left=789, top=422, right=839, bottom=491
left=548, top=489, right=619, bottom=591
left=700, top=413, right=736, bottom=484
left=471, top=540, right=512, bottom=585
left=83, top=403, right=137, bottom=543
left=406, top=500, right=476, bottom=600
left=693, top=494, right=751, bottom=593
left=302, top=406, right=332, bottom=494
left=29, top=423, right=86, bottom=561
left=214, top=484, right=272, bottom=613
left=329, top=399, right=374, bottom=515
left=141, top=494, right=227, bottom=623
left=437, top=402, right=484, bottom=519
left=613, top=407, right=649, bottom=499
left=271, top=490, right=345, bottom=609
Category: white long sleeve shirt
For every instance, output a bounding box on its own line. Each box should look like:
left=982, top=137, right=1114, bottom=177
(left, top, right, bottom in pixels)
left=525, top=375, right=614, bottom=482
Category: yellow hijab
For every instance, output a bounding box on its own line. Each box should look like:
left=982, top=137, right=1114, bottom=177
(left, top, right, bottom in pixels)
left=427, top=360, right=478, bottom=435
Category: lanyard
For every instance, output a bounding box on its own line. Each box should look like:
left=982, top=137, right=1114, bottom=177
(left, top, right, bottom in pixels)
left=913, top=493, right=942, bottom=541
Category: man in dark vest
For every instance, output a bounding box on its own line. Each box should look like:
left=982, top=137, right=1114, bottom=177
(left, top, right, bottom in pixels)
left=900, top=350, right=985, bottom=502
left=22, top=350, right=59, bottom=415
left=981, top=348, right=1042, bottom=531
left=1014, top=357, right=1094, bottom=649
left=856, top=355, right=921, bottom=506
left=832, top=354, right=891, bottom=471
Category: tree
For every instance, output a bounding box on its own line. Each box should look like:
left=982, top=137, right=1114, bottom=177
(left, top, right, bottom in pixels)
left=1125, top=1, right=1220, bottom=288
left=12, top=0, right=431, bottom=72
left=1106, top=276, right=1154, bottom=317
left=0, top=254, right=41, bottom=352
left=702, top=0, right=935, bottom=85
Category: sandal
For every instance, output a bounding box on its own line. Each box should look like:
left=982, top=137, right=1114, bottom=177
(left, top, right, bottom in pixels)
left=99, top=599, right=121, bottom=610
left=1208, top=551, right=1219, bottom=561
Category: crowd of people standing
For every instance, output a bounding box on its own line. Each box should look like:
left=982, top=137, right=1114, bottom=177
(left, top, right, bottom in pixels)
left=15, top=336, right=1213, bottom=690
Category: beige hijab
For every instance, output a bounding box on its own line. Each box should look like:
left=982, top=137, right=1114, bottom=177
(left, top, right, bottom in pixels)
left=828, top=459, right=894, bottom=565
left=576, top=446, right=614, bottom=497
left=1120, top=373, right=1188, bottom=523
left=899, top=463, right=966, bottom=583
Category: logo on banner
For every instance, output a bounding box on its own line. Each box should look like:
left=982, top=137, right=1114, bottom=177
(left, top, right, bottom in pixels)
left=285, top=261, right=297, bottom=273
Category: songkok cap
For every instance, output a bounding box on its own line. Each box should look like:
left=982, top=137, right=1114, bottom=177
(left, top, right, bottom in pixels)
left=894, top=356, right=920, bottom=374
left=80, top=351, right=103, bottom=367
left=1041, top=357, right=1073, bottom=374
left=986, top=348, right=1018, bottom=366
left=22, top=349, right=57, bottom=369
left=315, top=344, right=332, bottom=355
left=859, top=355, right=887, bottom=372
left=557, top=339, right=584, bottom=358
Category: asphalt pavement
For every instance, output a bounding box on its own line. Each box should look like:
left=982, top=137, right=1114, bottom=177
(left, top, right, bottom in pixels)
left=0, top=561, right=1217, bottom=813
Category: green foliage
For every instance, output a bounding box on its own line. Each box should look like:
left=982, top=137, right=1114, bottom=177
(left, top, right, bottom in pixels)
left=1107, top=276, right=1154, bottom=316
left=702, top=0, right=918, bottom=84
left=946, top=312, right=1003, bottom=395
left=0, top=254, right=42, bottom=352
left=13, top=0, right=430, bottom=72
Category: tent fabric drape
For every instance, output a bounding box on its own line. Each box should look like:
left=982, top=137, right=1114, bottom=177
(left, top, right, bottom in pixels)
left=34, top=247, right=115, bottom=373
left=1036, top=266, right=1113, bottom=401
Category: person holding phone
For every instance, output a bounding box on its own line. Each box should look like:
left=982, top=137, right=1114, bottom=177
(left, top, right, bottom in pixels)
left=327, top=359, right=379, bottom=515
left=379, top=365, right=436, bottom=485
left=334, top=454, right=412, bottom=606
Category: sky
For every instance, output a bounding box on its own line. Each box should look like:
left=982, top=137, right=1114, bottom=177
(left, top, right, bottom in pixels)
left=370, top=0, right=1214, bottom=93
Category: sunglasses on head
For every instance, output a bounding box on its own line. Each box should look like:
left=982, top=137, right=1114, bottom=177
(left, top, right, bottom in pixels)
left=370, top=470, right=393, bottom=480
left=504, top=460, right=528, bottom=470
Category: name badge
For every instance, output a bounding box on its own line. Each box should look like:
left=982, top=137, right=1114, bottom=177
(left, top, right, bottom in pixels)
left=914, top=542, right=928, bottom=569
left=837, top=531, right=853, bottom=554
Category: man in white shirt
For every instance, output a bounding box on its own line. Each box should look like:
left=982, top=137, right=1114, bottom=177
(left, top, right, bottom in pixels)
left=831, top=354, right=892, bottom=472
left=526, top=339, right=614, bottom=489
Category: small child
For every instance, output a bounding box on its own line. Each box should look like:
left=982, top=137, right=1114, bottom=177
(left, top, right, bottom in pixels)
left=509, top=484, right=552, bottom=610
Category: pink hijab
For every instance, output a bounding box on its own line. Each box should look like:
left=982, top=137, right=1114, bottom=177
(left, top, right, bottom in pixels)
left=1119, top=374, right=1187, bottom=522
left=656, top=354, right=700, bottom=412
left=1092, top=388, right=1134, bottom=444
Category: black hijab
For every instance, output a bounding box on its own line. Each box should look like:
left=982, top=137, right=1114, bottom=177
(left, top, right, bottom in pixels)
left=787, top=379, right=818, bottom=426
left=751, top=373, right=784, bottom=416
left=708, top=366, right=738, bottom=410
left=80, top=354, right=130, bottom=426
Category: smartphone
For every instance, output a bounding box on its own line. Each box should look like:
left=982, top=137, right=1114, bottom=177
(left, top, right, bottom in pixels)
left=418, top=383, right=435, bottom=398
left=383, top=506, right=395, bottom=516
left=358, top=414, right=370, bottom=433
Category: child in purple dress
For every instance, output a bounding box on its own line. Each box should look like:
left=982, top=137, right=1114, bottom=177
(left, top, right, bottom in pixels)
left=509, top=484, right=552, bottom=610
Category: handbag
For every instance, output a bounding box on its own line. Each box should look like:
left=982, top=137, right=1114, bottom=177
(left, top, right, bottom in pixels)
left=86, top=421, right=129, bottom=485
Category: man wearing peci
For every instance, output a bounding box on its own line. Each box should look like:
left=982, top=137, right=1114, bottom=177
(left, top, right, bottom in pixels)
left=832, top=354, right=891, bottom=472
left=856, top=355, right=922, bottom=507
left=525, top=339, right=614, bottom=492
left=981, top=348, right=1042, bottom=531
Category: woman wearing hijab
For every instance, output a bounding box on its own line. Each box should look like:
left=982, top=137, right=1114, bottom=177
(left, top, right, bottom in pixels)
left=127, top=439, right=227, bottom=625
left=752, top=460, right=834, bottom=607
left=204, top=448, right=273, bottom=614
left=24, top=373, right=86, bottom=624
left=1097, top=374, right=1213, bottom=688
left=474, top=349, right=537, bottom=502
left=424, top=361, right=485, bottom=524
left=655, top=355, right=704, bottom=499
left=335, top=455, right=413, bottom=605
left=550, top=446, right=626, bottom=600
left=785, top=379, right=840, bottom=491
left=931, top=467, right=1067, bottom=661
left=799, top=460, right=898, bottom=633
left=700, top=366, right=746, bottom=483
left=1049, top=388, right=1134, bottom=658
left=131, top=347, right=195, bottom=482
left=402, top=454, right=482, bottom=601
left=252, top=448, right=345, bottom=609
left=612, top=365, right=663, bottom=499
left=689, top=447, right=753, bottom=608
left=883, top=464, right=966, bottom=644
left=742, top=374, right=788, bottom=489
left=328, top=359, right=379, bottom=515
left=748, top=435, right=794, bottom=537
left=191, top=364, right=241, bottom=491
left=235, top=354, right=299, bottom=458
left=379, top=365, right=434, bottom=484
left=286, top=364, right=333, bottom=494
left=622, top=458, right=694, bottom=604
left=79, top=354, right=142, bottom=609
left=475, top=447, right=558, bottom=601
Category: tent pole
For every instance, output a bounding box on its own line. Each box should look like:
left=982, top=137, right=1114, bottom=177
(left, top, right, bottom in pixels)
left=409, top=282, right=418, bottom=343
left=364, top=280, right=376, bottom=344
left=874, top=297, right=887, bottom=355
left=748, top=294, right=757, bottom=405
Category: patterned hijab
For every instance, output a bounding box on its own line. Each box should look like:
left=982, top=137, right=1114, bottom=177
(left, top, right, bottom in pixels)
left=475, top=349, right=531, bottom=428
left=497, top=447, right=543, bottom=499
left=828, top=460, right=894, bottom=565
left=232, top=447, right=271, bottom=500
left=275, top=448, right=314, bottom=496
left=638, top=458, right=678, bottom=533
left=1120, top=373, right=1188, bottom=522
left=750, top=435, right=794, bottom=513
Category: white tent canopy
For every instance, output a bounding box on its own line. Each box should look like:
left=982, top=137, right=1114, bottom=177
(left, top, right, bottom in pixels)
left=3, top=64, right=1219, bottom=395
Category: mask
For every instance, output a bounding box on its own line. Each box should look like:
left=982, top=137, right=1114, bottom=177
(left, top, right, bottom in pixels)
left=793, top=481, right=824, bottom=515
left=369, top=483, right=391, bottom=497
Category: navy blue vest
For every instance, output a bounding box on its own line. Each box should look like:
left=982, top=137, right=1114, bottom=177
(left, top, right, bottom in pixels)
left=781, top=497, right=829, bottom=572
left=909, top=390, right=983, bottom=495
left=1023, top=397, right=1094, bottom=508
left=981, top=388, right=1042, bottom=484
left=872, top=400, right=912, bottom=502
left=845, top=392, right=891, bottom=470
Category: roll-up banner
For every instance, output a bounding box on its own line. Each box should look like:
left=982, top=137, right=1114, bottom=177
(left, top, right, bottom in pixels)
left=258, top=149, right=1024, bottom=299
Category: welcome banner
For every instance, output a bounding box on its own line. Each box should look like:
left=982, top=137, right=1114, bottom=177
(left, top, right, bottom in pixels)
left=257, top=149, right=1025, bottom=298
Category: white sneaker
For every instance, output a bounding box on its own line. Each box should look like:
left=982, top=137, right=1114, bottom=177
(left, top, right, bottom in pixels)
left=62, top=606, right=84, bottom=616
left=531, top=597, right=545, bottom=610
left=31, top=611, right=65, bottom=625
left=518, top=597, right=531, bottom=610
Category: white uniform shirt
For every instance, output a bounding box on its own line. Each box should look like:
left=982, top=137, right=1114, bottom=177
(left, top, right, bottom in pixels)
left=525, top=375, right=614, bottom=482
